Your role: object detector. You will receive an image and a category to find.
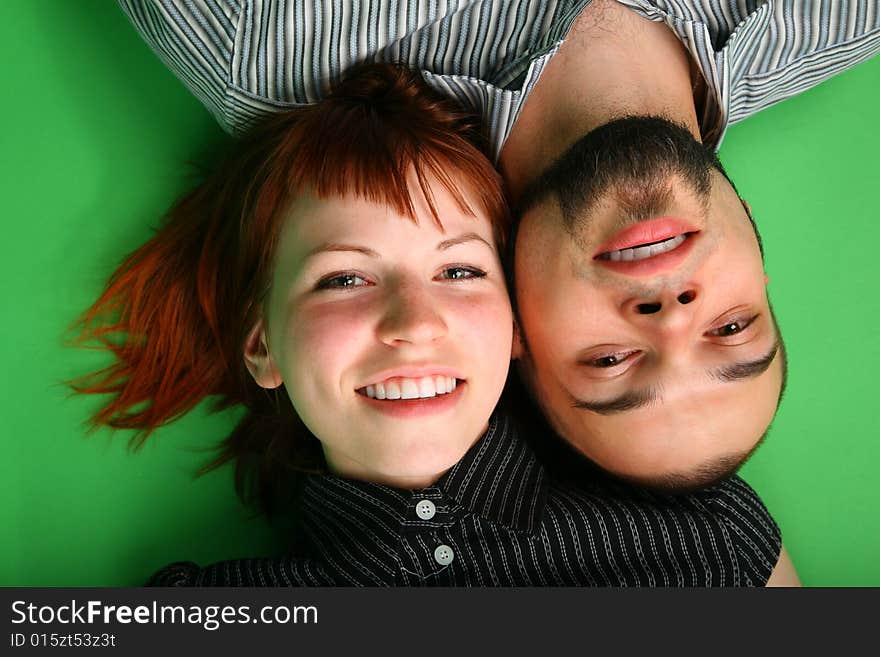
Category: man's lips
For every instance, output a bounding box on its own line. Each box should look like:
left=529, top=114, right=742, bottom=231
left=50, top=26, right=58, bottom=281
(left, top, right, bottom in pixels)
left=593, top=217, right=699, bottom=256
left=594, top=232, right=698, bottom=276
left=593, top=217, right=700, bottom=276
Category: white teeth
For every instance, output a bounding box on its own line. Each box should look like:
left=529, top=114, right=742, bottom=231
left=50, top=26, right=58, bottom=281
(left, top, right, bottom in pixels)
left=632, top=244, right=653, bottom=260
left=601, top=234, right=687, bottom=262
left=361, top=376, right=459, bottom=400
left=399, top=379, right=418, bottom=399
left=419, top=377, right=437, bottom=397
left=385, top=381, right=402, bottom=399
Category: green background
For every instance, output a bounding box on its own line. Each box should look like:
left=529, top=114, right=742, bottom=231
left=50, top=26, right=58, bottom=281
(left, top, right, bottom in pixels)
left=1, top=2, right=878, bottom=586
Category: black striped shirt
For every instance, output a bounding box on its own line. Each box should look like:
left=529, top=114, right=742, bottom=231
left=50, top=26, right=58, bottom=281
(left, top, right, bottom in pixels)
left=148, top=412, right=781, bottom=586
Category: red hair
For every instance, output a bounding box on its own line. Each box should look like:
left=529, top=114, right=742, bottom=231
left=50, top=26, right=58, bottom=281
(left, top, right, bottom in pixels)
left=66, top=64, right=509, bottom=516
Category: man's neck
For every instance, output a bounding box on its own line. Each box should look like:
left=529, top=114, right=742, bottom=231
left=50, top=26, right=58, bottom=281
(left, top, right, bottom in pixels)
left=499, top=0, right=703, bottom=202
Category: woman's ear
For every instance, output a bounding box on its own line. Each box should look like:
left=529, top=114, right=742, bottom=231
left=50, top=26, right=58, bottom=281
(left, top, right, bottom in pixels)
left=243, top=318, right=283, bottom=389
left=511, top=319, right=524, bottom=360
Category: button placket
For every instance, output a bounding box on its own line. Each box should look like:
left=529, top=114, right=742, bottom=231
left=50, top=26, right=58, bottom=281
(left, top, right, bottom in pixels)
left=433, top=544, right=455, bottom=566
left=415, top=499, right=436, bottom=520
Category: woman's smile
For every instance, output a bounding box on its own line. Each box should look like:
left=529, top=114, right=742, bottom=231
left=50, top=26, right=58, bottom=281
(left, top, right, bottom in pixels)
left=356, top=378, right=466, bottom=418
left=358, top=375, right=460, bottom=399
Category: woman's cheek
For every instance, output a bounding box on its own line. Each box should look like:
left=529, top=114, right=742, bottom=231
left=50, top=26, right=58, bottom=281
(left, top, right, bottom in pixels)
left=285, top=301, right=372, bottom=396
left=453, top=287, right=513, bottom=346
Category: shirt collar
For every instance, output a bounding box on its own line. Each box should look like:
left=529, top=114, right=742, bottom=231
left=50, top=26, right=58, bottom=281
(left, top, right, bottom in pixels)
left=436, top=412, right=546, bottom=533
left=299, top=411, right=546, bottom=538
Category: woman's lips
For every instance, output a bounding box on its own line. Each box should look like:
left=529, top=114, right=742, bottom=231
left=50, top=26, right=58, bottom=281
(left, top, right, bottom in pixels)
left=359, top=375, right=459, bottom=400
left=358, top=367, right=464, bottom=389
left=593, top=217, right=700, bottom=256
left=356, top=380, right=465, bottom=419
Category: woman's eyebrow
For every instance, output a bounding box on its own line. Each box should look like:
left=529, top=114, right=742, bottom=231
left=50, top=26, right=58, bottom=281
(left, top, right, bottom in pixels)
left=304, top=243, right=381, bottom=259
left=436, top=232, right=493, bottom=251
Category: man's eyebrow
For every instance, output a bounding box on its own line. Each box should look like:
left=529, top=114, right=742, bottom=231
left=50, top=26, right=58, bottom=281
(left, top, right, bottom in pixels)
left=708, top=342, right=779, bottom=382
left=570, top=342, right=779, bottom=416
left=571, top=386, right=661, bottom=415
left=437, top=232, right=493, bottom=251
left=304, top=243, right=380, bottom=259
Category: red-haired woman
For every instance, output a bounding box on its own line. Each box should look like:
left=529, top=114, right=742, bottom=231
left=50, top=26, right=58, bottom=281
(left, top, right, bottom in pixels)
left=70, top=63, right=782, bottom=586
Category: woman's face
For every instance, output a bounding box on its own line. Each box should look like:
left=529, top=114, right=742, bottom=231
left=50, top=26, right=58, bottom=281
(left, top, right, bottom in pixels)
left=247, top=181, right=513, bottom=488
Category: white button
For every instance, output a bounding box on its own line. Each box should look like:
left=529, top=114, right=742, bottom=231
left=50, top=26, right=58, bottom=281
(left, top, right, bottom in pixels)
left=434, top=544, right=454, bottom=566
left=416, top=499, right=436, bottom=520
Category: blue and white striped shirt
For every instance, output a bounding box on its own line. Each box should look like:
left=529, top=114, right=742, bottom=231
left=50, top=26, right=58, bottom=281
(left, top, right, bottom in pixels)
left=119, top=0, right=880, bottom=159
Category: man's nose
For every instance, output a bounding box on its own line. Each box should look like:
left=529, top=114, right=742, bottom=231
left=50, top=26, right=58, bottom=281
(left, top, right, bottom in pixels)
left=630, top=288, right=698, bottom=315
left=624, top=286, right=700, bottom=336
left=376, top=281, right=448, bottom=346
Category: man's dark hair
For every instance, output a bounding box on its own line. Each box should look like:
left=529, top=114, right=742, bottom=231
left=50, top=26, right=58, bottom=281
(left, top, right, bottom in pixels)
left=506, top=115, right=765, bottom=308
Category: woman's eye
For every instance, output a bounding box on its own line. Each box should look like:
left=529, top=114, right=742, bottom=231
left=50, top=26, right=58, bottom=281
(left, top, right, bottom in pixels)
left=438, top=266, right=486, bottom=281
left=315, top=273, right=370, bottom=290
left=708, top=315, right=758, bottom=337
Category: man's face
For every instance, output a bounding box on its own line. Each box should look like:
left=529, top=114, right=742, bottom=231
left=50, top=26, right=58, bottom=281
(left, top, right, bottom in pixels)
left=513, top=117, right=784, bottom=489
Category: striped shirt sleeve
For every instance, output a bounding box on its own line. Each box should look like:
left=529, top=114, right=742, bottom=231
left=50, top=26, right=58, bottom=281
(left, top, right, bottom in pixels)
left=117, top=0, right=239, bottom=130
left=620, top=1, right=880, bottom=148
left=725, top=1, right=880, bottom=128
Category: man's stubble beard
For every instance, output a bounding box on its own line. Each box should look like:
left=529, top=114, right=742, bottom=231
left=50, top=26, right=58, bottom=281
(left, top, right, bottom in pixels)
left=515, top=115, right=721, bottom=236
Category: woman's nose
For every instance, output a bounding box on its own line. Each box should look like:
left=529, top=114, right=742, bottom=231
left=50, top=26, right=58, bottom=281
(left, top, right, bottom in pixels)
left=376, top=283, right=448, bottom=346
